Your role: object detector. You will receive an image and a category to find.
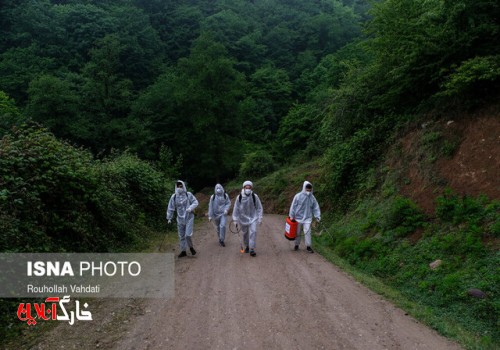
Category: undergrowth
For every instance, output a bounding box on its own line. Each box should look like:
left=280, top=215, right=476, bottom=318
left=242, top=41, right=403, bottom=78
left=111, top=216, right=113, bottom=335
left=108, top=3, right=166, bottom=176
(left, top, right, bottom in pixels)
left=317, top=192, right=499, bottom=349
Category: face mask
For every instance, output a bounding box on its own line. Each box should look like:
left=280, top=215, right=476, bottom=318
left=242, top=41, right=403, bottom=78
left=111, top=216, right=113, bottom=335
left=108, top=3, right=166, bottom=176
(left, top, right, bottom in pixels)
left=216, top=188, right=223, bottom=195
left=244, top=189, right=252, bottom=196
left=176, top=188, right=184, bottom=195
left=306, top=191, right=311, bottom=196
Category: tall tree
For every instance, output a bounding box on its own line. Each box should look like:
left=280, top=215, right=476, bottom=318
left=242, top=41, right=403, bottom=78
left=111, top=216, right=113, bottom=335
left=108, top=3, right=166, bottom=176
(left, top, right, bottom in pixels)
left=134, top=33, right=246, bottom=187
left=26, top=75, right=80, bottom=141
left=249, top=65, right=292, bottom=134
left=82, top=34, right=133, bottom=119
left=0, top=90, right=24, bottom=137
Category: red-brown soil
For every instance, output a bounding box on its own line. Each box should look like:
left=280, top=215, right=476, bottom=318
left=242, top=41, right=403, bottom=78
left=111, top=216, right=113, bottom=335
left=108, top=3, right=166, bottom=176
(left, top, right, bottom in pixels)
left=390, top=109, right=499, bottom=215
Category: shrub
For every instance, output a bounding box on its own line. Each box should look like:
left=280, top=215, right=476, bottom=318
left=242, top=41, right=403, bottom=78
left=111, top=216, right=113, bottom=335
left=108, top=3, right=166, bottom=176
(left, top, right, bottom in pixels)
left=239, top=150, right=275, bottom=178
left=276, top=104, right=321, bottom=157
left=321, top=117, right=397, bottom=205
left=0, top=125, right=171, bottom=252
left=436, top=190, right=498, bottom=227
left=321, top=192, right=499, bottom=342
left=439, top=55, right=500, bottom=100
left=97, top=152, right=169, bottom=227
left=0, top=125, right=97, bottom=251
left=379, top=196, right=426, bottom=238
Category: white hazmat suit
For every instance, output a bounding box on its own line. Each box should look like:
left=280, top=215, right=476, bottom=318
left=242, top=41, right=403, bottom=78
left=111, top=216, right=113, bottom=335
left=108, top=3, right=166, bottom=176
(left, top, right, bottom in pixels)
left=208, top=184, right=231, bottom=244
left=289, top=181, right=321, bottom=248
left=232, top=181, right=263, bottom=252
left=166, top=180, right=199, bottom=253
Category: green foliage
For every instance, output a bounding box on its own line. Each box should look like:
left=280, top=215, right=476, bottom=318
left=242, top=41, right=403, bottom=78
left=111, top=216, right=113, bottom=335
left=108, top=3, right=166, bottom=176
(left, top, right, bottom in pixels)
left=0, top=125, right=171, bottom=253
left=239, top=150, right=276, bottom=178
left=365, top=0, right=500, bottom=110
left=26, top=75, right=80, bottom=140
left=0, top=45, right=55, bottom=103
left=277, top=104, right=322, bottom=158
left=248, top=65, right=292, bottom=133
left=95, top=151, right=169, bottom=229
left=436, top=190, right=500, bottom=230
left=201, top=9, right=255, bottom=65
left=133, top=33, right=246, bottom=188
left=250, top=159, right=323, bottom=214
left=237, top=97, right=271, bottom=141
left=318, top=193, right=500, bottom=344
left=420, top=130, right=443, bottom=163
left=321, top=117, right=400, bottom=205
left=149, top=4, right=203, bottom=61
left=0, top=0, right=365, bottom=188
left=439, top=55, right=500, bottom=101
left=158, top=144, right=183, bottom=181
left=379, top=196, right=426, bottom=238
left=82, top=34, right=133, bottom=118
left=1, top=124, right=96, bottom=252
left=317, top=53, right=377, bottom=140
left=0, top=90, right=24, bottom=137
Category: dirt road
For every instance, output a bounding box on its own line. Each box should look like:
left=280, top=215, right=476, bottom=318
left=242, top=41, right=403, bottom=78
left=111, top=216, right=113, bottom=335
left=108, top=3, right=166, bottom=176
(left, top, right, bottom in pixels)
left=116, top=215, right=460, bottom=350
left=26, top=215, right=461, bottom=350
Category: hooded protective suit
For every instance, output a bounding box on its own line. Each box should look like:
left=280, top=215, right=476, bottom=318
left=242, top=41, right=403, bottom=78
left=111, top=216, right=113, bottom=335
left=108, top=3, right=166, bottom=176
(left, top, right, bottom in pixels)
left=166, top=180, right=199, bottom=252
left=289, top=181, right=321, bottom=248
left=208, top=184, right=231, bottom=243
left=232, top=181, right=263, bottom=251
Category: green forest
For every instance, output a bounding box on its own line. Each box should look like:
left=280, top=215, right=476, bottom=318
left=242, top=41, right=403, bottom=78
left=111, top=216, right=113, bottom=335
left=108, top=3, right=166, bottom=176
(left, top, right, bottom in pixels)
left=1, top=0, right=499, bottom=348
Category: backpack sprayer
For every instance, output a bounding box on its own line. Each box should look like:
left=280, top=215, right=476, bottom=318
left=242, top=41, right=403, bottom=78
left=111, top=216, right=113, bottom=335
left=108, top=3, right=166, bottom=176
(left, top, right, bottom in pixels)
left=284, top=217, right=298, bottom=240
left=284, top=217, right=326, bottom=240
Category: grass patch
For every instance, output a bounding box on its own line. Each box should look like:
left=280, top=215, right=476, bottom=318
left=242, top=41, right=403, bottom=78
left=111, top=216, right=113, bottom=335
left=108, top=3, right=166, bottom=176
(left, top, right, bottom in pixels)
left=315, top=192, right=500, bottom=349
left=314, top=242, right=495, bottom=350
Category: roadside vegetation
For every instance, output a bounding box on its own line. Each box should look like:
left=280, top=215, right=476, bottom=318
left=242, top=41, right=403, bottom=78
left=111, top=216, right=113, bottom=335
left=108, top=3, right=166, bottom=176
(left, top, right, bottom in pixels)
left=1, top=0, right=499, bottom=347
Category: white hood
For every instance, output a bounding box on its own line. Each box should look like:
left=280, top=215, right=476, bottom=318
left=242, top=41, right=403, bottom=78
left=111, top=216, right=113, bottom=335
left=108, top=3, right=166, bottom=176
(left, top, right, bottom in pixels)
left=214, top=183, right=224, bottom=195
left=175, top=180, right=187, bottom=194
left=302, top=181, right=313, bottom=194
left=243, top=180, right=253, bottom=188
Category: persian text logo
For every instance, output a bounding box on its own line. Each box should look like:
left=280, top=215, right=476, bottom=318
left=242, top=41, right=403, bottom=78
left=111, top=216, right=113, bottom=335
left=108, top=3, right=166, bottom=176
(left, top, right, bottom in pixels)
left=17, top=295, right=92, bottom=326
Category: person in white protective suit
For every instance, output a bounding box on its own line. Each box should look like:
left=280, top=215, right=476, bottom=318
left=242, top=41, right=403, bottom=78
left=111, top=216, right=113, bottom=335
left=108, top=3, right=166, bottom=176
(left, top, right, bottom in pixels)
left=232, top=180, right=263, bottom=257
left=166, top=180, right=199, bottom=257
left=289, top=181, right=321, bottom=253
left=208, top=183, right=231, bottom=247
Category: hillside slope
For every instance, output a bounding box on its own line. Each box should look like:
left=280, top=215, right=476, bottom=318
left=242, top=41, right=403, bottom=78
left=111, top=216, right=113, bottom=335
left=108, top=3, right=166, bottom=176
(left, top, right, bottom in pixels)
left=194, top=109, right=499, bottom=349
left=390, top=110, right=499, bottom=215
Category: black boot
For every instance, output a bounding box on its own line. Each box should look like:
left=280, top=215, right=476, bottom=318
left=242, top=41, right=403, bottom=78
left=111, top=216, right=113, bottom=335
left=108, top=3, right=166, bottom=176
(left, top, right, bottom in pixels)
left=190, top=247, right=197, bottom=255
left=178, top=251, right=187, bottom=258
left=306, top=246, right=314, bottom=254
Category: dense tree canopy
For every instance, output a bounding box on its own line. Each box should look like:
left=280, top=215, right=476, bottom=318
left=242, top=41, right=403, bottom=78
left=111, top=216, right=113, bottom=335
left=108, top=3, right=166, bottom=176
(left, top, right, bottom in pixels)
left=0, top=0, right=364, bottom=188
left=1, top=0, right=498, bottom=189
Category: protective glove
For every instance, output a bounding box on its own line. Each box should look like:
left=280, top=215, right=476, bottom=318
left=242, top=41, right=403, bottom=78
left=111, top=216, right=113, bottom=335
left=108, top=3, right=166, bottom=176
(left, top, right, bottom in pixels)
left=186, top=208, right=192, bottom=213
left=208, top=217, right=212, bottom=222
left=258, top=219, right=263, bottom=225
left=224, top=210, right=228, bottom=215
left=316, top=217, right=321, bottom=223
left=168, top=219, right=172, bottom=224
